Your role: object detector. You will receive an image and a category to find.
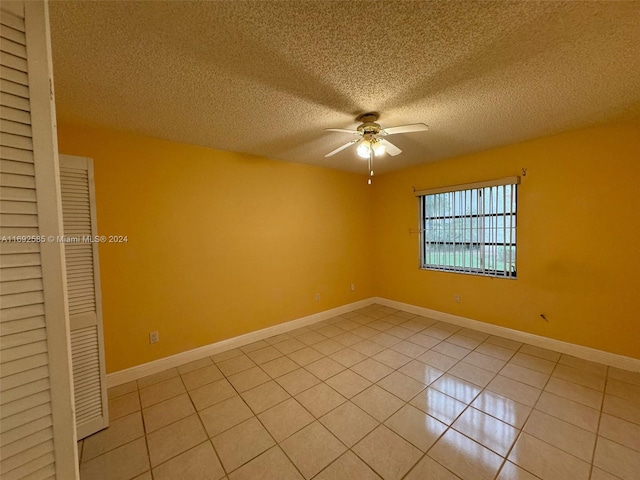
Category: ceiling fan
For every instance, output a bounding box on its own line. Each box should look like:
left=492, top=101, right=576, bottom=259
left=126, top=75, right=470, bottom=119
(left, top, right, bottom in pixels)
left=324, top=113, right=429, bottom=183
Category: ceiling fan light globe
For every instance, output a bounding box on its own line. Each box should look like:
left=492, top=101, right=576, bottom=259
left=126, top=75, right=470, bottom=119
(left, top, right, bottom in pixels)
left=372, top=142, right=386, bottom=156
left=356, top=141, right=371, bottom=159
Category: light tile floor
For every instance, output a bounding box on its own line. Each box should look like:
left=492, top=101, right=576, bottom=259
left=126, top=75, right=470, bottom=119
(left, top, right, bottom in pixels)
left=79, top=304, right=640, bottom=480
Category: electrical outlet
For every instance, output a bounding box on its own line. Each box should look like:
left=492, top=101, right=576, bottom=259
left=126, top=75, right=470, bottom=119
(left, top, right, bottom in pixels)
left=350, top=283, right=355, bottom=292
left=454, top=294, right=460, bottom=303
left=149, top=331, right=159, bottom=344
left=314, top=293, right=321, bottom=302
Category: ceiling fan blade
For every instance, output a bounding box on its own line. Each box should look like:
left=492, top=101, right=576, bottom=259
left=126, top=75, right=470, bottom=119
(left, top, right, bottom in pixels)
left=326, top=128, right=361, bottom=135
left=381, top=123, right=429, bottom=135
left=379, top=138, right=402, bottom=156
left=324, top=138, right=361, bottom=157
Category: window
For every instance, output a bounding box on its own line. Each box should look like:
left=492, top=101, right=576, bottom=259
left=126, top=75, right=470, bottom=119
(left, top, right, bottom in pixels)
left=416, top=177, right=518, bottom=278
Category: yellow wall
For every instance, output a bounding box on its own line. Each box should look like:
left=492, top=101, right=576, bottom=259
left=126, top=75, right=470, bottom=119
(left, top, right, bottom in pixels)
left=373, top=121, right=640, bottom=359
left=57, top=120, right=640, bottom=372
left=57, top=124, right=374, bottom=372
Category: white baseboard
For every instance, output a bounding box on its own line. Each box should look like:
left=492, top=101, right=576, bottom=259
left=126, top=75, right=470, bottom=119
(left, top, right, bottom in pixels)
left=107, top=296, right=640, bottom=387
left=374, top=297, right=640, bottom=373
left=106, top=298, right=376, bottom=387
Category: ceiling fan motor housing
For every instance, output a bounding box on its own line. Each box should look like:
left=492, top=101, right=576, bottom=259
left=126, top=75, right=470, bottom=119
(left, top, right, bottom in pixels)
left=358, top=125, right=382, bottom=140
left=357, top=113, right=382, bottom=138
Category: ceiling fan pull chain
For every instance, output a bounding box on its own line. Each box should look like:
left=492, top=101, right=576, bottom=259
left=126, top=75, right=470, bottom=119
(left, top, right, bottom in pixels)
left=370, top=149, right=374, bottom=177
left=371, top=140, right=376, bottom=177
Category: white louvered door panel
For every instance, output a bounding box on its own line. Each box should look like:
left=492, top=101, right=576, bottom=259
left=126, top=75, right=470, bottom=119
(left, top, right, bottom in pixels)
left=58, top=154, right=108, bottom=440
left=0, top=4, right=57, bottom=479
left=2, top=2, right=78, bottom=478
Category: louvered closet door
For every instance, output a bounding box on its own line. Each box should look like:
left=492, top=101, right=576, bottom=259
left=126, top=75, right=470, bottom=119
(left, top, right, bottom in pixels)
left=0, top=6, right=56, bottom=479
left=1, top=1, right=78, bottom=478
left=59, top=154, right=108, bottom=440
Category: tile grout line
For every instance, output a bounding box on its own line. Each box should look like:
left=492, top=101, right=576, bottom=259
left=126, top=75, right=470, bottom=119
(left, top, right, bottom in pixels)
left=138, top=377, right=153, bottom=480
left=180, top=363, right=228, bottom=480
left=232, top=370, right=298, bottom=478
left=336, top=312, right=488, bottom=478
left=309, top=311, right=494, bottom=479
left=590, top=373, right=606, bottom=480
left=244, top=309, right=398, bottom=479
left=488, top=341, right=562, bottom=480
left=416, top=337, right=521, bottom=480
left=205, top=359, right=268, bottom=477
left=96, top=305, right=640, bottom=480
left=228, top=315, right=361, bottom=479
left=208, top=350, right=310, bottom=479
left=138, top=365, right=209, bottom=477
left=118, top=321, right=442, bottom=475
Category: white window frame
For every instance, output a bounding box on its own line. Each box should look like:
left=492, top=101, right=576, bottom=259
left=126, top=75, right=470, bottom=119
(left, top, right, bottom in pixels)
left=415, top=177, right=519, bottom=278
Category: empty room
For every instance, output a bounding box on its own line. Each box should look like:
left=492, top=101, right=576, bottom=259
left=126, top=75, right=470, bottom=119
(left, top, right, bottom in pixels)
left=1, top=1, right=639, bottom=480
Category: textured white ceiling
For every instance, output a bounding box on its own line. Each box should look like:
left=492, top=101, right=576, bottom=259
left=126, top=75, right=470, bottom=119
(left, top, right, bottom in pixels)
left=49, top=1, right=640, bottom=174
